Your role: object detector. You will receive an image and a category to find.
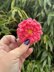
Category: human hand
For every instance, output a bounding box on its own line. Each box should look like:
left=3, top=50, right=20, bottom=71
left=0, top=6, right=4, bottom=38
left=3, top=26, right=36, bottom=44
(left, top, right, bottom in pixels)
left=0, top=35, right=20, bottom=51
left=0, top=35, right=33, bottom=72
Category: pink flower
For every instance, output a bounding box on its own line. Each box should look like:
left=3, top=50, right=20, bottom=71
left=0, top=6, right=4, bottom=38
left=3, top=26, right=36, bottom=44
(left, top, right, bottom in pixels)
left=17, top=18, right=43, bottom=44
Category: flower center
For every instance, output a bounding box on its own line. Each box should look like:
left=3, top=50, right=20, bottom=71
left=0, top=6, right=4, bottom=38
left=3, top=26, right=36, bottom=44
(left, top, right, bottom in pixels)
left=28, top=29, right=33, bottom=34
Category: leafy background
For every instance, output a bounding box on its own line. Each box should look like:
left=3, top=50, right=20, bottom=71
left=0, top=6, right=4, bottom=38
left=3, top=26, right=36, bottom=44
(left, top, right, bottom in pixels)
left=0, top=0, right=54, bottom=72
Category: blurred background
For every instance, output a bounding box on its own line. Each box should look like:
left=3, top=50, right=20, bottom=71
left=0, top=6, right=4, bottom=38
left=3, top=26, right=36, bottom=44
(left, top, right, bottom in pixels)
left=0, top=0, right=54, bottom=72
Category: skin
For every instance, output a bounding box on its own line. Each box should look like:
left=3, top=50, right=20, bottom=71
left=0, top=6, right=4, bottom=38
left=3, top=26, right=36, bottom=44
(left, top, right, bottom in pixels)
left=0, top=35, right=33, bottom=72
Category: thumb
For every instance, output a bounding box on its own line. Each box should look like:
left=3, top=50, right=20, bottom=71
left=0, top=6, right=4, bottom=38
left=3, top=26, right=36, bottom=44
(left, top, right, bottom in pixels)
left=9, top=39, right=30, bottom=59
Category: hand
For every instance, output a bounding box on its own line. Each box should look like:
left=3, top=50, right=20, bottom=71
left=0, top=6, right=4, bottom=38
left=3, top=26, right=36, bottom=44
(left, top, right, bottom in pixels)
left=0, top=35, right=33, bottom=72
left=0, top=35, right=20, bottom=51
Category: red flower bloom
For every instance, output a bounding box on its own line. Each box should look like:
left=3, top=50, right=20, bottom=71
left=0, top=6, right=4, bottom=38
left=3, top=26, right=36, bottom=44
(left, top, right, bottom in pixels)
left=17, top=18, right=43, bottom=44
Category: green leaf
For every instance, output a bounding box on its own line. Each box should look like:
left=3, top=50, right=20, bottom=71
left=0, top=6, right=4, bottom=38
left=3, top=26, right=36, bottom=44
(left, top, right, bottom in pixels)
left=47, top=12, right=54, bottom=25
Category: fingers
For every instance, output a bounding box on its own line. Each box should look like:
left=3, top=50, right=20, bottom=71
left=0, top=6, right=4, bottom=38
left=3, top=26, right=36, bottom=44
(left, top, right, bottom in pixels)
left=21, top=48, right=33, bottom=59
left=0, top=35, right=16, bottom=45
left=0, top=42, right=10, bottom=52
left=9, top=42, right=18, bottom=50
left=9, top=38, right=21, bottom=50
left=0, top=35, right=19, bottom=50
left=9, top=39, right=30, bottom=59
left=16, top=38, right=22, bottom=46
left=20, top=48, right=33, bottom=63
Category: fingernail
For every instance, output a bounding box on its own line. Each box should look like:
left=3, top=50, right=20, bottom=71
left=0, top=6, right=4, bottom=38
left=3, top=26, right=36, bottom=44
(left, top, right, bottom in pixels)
left=24, top=39, right=30, bottom=45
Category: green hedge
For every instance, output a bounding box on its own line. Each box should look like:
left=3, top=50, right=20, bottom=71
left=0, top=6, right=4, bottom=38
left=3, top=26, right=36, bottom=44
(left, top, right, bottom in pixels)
left=0, top=0, right=54, bottom=72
